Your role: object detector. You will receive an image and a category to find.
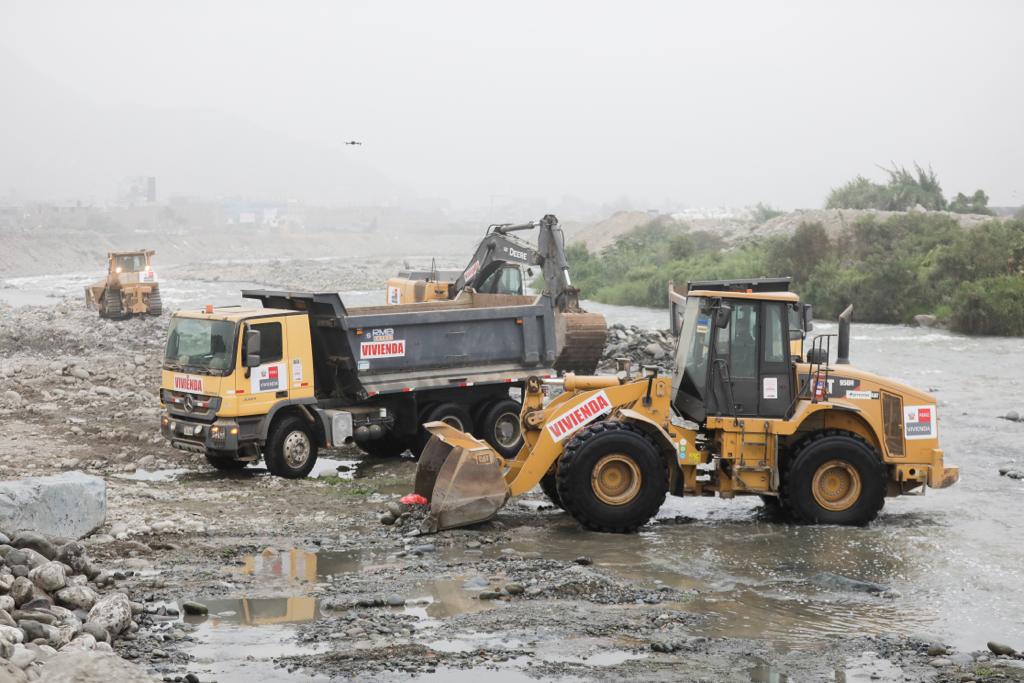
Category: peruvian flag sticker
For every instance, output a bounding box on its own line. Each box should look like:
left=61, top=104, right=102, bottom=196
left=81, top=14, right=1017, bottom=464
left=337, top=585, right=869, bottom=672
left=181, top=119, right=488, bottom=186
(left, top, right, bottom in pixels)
left=904, top=404, right=937, bottom=440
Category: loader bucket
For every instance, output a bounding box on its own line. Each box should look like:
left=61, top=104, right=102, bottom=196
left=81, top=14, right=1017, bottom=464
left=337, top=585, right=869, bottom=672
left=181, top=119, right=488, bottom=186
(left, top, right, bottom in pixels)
left=413, top=421, right=509, bottom=533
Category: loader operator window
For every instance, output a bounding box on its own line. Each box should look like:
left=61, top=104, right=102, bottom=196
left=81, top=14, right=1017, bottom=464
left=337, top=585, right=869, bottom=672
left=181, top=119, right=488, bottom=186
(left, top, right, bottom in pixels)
left=163, top=318, right=237, bottom=375
left=728, top=304, right=758, bottom=378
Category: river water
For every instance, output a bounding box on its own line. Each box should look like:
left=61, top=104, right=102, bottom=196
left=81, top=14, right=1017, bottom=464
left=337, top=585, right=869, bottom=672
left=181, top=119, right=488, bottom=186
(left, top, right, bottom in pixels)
left=3, top=273, right=1023, bottom=654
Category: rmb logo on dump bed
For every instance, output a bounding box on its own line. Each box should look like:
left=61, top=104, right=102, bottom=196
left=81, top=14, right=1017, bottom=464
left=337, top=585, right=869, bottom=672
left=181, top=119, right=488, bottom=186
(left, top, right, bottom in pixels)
left=546, top=390, right=613, bottom=443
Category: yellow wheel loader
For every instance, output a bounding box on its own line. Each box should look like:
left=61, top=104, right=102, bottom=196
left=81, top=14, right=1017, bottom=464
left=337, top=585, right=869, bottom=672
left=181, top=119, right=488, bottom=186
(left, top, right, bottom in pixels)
left=414, top=287, right=959, bottom=533
left=84, top=250, right=162, bottom=319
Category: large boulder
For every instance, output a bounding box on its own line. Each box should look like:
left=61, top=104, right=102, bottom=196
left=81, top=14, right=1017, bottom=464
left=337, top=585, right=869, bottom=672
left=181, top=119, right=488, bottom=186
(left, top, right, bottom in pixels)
left=86, top=593, right=132, bottom=636
left=39, top=650, right=156, bottom=683
left=0, top=473, right=106, bottom=539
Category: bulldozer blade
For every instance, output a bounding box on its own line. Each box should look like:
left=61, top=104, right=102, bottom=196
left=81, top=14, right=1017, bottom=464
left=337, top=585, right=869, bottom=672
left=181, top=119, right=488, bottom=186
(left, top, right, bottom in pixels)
left=413, top=421, right=509, bottom=533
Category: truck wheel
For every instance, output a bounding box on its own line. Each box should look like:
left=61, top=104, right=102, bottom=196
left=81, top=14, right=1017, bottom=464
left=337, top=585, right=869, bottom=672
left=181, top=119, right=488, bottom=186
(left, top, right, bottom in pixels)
left=265, top=416, right=319, bottom=478
left=102, top=289, right=123, bottom=319
left=358, top=433, right=409, bottom=458
left=204, top=450, right=248, bottom=471
left=782, top=431, right=886, bottom=526
left=539, top=471, right=563, bottom=509
left=555, top=421, right=668, bottom=533
left=411, top=403, right=474, bottom=459
left=479, top=399, right=523, bottom=458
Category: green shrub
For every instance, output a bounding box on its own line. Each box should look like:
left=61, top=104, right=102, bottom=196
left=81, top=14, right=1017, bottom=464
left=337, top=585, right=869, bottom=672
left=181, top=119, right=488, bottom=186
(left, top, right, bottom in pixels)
left=950, top=276, right=1024, bottom=336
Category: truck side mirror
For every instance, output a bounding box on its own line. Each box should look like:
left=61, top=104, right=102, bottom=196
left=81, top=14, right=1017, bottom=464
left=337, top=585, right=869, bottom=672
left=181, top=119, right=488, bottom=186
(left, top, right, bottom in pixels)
left=714, top=303, right=732, bottom=329
left=803, top=303, right=814, bottom=332
left=243, top=328, right=262, bottom=368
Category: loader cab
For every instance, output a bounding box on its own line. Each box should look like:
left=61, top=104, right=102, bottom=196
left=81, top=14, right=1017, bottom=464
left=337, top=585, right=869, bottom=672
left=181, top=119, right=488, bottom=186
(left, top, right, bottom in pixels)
left=672, top=291, right=799, bottom=422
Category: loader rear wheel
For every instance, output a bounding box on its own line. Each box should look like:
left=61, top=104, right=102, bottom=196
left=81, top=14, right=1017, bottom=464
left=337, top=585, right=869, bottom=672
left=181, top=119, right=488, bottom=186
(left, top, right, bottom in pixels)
left=783, top=431, right=886, bottom=526
left=265, top=416, right=318, bottom=478
left=479, top=399, right=523, bottom=458
left=102, top=289, right=123, bottom=319
left=556, top=421, right=667, bottom=533
left=539, top=471, right=563, bottom=509
left=411, top=403, right=474, bottom=459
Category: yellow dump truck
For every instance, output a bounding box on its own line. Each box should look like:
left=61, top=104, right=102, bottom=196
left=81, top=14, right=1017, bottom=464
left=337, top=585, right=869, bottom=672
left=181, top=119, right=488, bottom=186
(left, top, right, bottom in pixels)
left=84, top=250, right=162, bottom=318
left=415, top=285, right=959, bottom=532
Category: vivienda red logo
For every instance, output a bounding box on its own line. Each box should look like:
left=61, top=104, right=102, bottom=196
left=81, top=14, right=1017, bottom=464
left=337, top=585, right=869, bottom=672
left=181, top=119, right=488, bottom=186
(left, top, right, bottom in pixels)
left=546, top=391, right=614, bottom=443
left=918, top=407, right=931, bottom=423
left=173, top=376, right=203, bottom=393
left=360, top=340, right=406, bottom=359
left=268, top=366, right=278, bottom=380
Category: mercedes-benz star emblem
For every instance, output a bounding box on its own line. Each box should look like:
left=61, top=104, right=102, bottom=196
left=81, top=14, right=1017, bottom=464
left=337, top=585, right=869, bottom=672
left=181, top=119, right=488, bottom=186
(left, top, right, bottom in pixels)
left=183, top=395, right=195, bottom=413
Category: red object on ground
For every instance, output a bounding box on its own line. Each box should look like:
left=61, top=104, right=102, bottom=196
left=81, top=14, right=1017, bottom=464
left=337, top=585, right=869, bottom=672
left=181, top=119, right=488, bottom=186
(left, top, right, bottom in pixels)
left=400, top=493, right=428, bottom=506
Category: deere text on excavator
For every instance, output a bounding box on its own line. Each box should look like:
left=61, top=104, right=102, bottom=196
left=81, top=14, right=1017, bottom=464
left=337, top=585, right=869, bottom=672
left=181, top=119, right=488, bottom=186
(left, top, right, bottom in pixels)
left=414, top=283, right=958, bottom=533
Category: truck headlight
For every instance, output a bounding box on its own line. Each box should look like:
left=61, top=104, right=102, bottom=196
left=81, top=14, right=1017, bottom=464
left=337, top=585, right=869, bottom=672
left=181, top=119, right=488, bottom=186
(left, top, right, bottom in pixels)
left=210, top=425, right=225, bottom=440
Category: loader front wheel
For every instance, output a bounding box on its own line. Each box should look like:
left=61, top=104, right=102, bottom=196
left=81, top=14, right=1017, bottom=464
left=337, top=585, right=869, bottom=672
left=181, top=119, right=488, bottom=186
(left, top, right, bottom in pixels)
left=539, top=471, right=563, bottom=509
left=265, top=416, right=318, bottom=478
left=556, top=421, right=667, bottom=533
left=783, top=431, right=886, bottom=526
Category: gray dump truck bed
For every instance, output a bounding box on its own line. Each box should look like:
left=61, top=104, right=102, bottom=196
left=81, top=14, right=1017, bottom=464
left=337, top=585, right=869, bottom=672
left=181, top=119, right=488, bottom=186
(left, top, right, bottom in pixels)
left=242, top=290, right=558, bottom=399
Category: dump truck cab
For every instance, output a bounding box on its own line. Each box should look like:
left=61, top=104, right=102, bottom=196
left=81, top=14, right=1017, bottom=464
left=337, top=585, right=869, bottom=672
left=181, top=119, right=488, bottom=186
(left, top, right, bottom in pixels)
left=160, top=306, right=324, bottom=476
left=414, top=284, right=959, bottom=533
left=85, top=249, right=162, bottom=318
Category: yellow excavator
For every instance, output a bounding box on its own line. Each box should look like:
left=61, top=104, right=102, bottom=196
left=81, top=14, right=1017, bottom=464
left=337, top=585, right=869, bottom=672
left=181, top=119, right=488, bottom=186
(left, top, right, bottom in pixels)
left=414, top=284, right=958, bottom=532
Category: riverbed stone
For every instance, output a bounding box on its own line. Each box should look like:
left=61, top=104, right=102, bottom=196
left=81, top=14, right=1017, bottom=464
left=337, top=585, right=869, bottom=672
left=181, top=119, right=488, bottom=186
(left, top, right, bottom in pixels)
left=55, top=586, right=98, bottom=611
left=11, top=532, right=57, bottom=561
left=0, top=597, right=11, bottom=613
left=20, top=619, right=60, bottom=645
left=10, top=578, right=34, bottom=607
left=28, top=562, right=67, bottom=593
left=988, top=641, right=1017, bottom=656
left=38, top=649, right=156, bottom=682
left=80, top=623, right=108, bottom=644
left=55, top=542, right=94, bottom=578
left=181, top=601, right=208, bottom=616
left=0, top=473, right=106, bottom=540
left=0, top=609, right=15, bottom=627
left=86, top=593, right=132, bottom=636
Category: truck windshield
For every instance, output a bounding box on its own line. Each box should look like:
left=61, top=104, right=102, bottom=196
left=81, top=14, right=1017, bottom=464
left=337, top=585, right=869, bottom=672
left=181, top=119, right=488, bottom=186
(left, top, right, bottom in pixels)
left=673, top=297, right=712, bottom=404
left=163, top=317, right=237, bottom=376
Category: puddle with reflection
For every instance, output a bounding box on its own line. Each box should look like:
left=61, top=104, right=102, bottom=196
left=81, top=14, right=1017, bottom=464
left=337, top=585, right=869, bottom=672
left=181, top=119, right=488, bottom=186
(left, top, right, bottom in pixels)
left=749, top=652, right=905, bottom=683
left=227, top=547, right=393, bottom=583
left=180, top=597, right=330, bottom=683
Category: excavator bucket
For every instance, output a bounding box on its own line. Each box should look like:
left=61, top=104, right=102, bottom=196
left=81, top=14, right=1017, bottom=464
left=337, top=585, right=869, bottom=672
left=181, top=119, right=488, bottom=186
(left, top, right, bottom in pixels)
left=413, top=421, right=509, bottom=533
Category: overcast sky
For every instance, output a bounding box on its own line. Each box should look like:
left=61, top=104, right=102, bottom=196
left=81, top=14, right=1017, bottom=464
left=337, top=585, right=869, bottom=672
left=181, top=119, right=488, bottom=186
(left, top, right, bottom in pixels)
left=2, top=0, right=1022, bottom=210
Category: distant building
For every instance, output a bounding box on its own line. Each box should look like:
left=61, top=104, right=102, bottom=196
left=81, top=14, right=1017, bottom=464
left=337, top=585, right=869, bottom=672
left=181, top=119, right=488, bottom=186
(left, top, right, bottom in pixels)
left=119, top=176, right=157, bottom=205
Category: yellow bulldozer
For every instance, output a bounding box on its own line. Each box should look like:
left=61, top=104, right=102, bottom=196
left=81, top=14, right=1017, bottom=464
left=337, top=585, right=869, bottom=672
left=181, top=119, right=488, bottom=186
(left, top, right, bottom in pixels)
left=84, top=250, right=162, bottom=319
left=414, top=284, right=958, bottom=532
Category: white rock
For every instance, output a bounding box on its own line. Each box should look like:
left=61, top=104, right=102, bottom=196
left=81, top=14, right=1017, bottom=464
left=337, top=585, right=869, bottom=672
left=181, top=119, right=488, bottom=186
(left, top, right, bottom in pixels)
left=86, top=593, right=132, bottom=636
left=0, top=624, right=24, bottom=643
left=28, top=562, right=67, bottom=593
left=38, top=649, right=156, bottom=682
left=61, top=633, right=96, bottom=651
left=0, top=472, right=106, bottom=539
left=55, top=586, right=98, bottom=611
left=0, top=596, right=13, bottom=612
left=10, top=644, right=37, bottom=668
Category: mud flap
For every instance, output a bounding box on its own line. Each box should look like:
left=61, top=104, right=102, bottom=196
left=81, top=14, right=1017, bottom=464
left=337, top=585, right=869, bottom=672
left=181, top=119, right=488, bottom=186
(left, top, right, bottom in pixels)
left=413, top=421, right=509, bottom=533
